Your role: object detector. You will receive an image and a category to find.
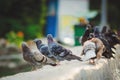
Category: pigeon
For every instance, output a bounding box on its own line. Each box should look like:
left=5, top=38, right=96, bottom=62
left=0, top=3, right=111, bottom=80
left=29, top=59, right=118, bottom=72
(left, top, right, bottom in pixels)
left=106, top=29, right=120, bottom=46
left=87, top=26, right=115, bottom=58
left=47, top=34, right=81, bottom=61
left=34, top=39, right=52, bottom=57
left=21, top=42, right=57, bottom=70
left=101, top=26, right=108, bottom=34
left=94, top=27, right=100, bottom=37
left=81, top=40, right=96, bottom=61
left=33, top=39, right=57, bottom=61
left=81, top=24, right=93, bottom=45
left=81, top=25, right=116, bottom=59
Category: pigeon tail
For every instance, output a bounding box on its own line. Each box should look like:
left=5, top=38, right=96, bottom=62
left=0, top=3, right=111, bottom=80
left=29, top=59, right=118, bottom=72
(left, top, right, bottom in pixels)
left=65, top=54, right=82, bottom=61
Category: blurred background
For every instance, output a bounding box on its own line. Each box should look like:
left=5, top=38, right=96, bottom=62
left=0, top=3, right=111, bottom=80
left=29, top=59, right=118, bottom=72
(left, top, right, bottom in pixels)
left=0, top=0, right=120, bottom=78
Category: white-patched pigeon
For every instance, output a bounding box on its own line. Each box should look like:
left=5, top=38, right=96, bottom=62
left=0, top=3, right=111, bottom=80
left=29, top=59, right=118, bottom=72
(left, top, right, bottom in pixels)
left=81, top=40, right=96, bottom=61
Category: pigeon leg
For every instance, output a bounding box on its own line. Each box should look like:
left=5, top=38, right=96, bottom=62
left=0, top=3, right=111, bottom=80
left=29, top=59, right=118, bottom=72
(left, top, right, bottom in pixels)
left=96, top=45, right=104, bottom=62
left=89, top=59, right=95, bottom=65
left=31, top=66, right=37, bottom=71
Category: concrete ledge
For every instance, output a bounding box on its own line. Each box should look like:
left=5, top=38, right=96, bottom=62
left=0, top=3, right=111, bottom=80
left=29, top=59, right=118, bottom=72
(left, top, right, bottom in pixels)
left=0, top=46, right=120, bottom=80
left=0, top=59, right=109, bottom=80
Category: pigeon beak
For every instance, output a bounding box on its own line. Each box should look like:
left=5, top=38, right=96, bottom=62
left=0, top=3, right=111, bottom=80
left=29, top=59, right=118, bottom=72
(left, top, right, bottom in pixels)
left=49, top=63, right=57, bottom=66
left=33, top=39, right=42, bottom=44
left=33, top=39, right=38, bottom=43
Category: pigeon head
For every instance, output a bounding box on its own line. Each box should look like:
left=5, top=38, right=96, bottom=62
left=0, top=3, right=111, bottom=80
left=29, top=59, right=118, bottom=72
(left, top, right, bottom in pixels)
left=88, top=33, right=95, bottom=40
left=33, top=39, right=42, bottom=45
left=101, top=26, right=107, bottom=33
left=94, top=27, right=99, bottom=34
left=21, top=42, right=30, bottom=52
left=47, top=34, right=54, bottom=42
left=86, top=24, right=92, bottom=30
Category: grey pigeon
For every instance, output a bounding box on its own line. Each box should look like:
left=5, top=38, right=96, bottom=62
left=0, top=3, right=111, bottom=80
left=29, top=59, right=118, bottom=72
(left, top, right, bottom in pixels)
left=21, top=42, right=57, bottom=70
left=47, top=34, right=81, bottom=61
left=33, top=39, right=52, bottom=58
left=33, top=39, right=57, bottom=61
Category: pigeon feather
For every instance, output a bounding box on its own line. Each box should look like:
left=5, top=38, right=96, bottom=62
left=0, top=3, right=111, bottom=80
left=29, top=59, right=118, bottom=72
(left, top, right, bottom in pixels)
left=47, top=34, right=81, bottom=61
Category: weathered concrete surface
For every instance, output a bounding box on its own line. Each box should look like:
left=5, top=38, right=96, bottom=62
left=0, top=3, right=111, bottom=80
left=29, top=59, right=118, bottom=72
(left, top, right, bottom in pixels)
left=0, top=45, right=120, bottom=80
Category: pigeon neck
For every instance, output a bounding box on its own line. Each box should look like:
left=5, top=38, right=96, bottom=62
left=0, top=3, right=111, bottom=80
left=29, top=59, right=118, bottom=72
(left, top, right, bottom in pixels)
left=48, top=40, right=54, bottom=44
left=39, top=44, right=44, bottom=48
left=36, top=43, right=43, bottom=49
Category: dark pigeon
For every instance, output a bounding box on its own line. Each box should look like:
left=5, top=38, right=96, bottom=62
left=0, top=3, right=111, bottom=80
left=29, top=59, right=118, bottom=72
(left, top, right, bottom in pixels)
left=47, top=34, right=81, bottom=61
left=81, top=25, right=115, bottom=59
left=105, top=29, right=120, bottom=47
left=93, top=27, right=116, bottom=58
left=93, top=29, right=115, bottom=58
left=80, top=24, right=94, bottom=45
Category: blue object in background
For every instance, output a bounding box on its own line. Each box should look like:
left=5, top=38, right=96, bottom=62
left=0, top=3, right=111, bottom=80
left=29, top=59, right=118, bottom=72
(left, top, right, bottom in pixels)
left=45, top=0, right=58, bottom=37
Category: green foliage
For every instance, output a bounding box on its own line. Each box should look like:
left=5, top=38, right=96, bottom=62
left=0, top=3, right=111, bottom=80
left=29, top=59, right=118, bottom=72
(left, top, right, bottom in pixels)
left=0, top=0, right=47, bottom=40
left=6, top=31, right=24, bottom=47
left=24, top=24, right=43, bottom=40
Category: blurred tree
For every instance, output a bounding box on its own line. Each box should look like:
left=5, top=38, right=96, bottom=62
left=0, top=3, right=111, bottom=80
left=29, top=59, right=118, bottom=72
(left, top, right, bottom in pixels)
left=1, top=0, right=120, bottom=40
left=89, top=0, right=101, bottom=26
left=0, top=0, right=47, bottom=40
left=90, top=0, right=120, bottom=29
left=107, top=0, right=120, bottom=29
